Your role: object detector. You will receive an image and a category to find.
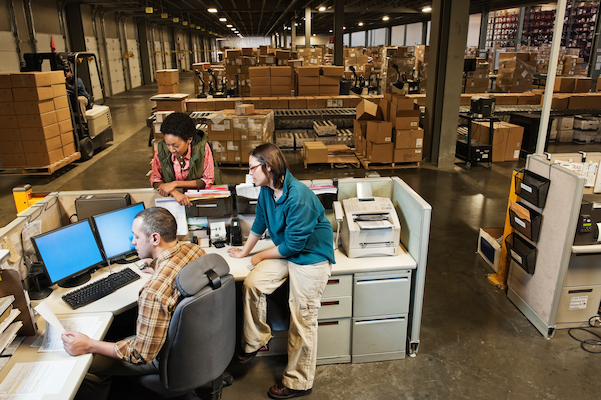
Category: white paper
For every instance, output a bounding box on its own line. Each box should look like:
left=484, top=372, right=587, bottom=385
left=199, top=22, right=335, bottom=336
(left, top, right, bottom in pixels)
left=597, top=223, right=601, bottom=242
left=0, top=309, right=21, bottom=333
left=155, top=198, right=188, bottom=236
left=0, top=360, right=76, bottom=395
left=33, top=302, right=64, bottom=334
left=0, top=336, right=25, bottom=356
left=236, top=184, right=261, bottom=200
left=39, top=317, right=99, bottom=352
left=569, top=296, right=588, bottom=310
left=356, top=220, right=393, bottom=230
left=0, top=395, right=43, bottom=400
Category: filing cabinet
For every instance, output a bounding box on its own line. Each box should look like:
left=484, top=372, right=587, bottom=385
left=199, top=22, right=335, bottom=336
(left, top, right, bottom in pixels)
left=317, top=274, right=352, bottom=365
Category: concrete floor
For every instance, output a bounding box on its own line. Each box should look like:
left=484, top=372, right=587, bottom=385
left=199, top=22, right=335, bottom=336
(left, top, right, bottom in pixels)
left=2, top=73, right=601, bottom=399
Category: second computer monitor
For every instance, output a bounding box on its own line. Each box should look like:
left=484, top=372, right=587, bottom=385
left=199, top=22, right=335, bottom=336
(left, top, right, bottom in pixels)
left=92, top=202, right=145, bottom=262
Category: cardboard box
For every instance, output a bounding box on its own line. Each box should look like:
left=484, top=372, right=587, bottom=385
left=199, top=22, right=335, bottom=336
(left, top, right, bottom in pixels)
left=0, top=115, right=19, bottom=129
left=271, top=86, right=291, bottom=96
left=271, top=98, right=289, bottom=109
left=249, top=67, right=271, bottom=78
left=25, top=147, right=64, bottom=166
left=0, top=88, right=13, bottom=102
left=155, top=99, right=186, bottom=112
left=471, top=121, right=524, bottom=162
left=298, top=76, right=320, bottom=86
left=12, top=87, right=54, bottom=101
left=366, top=121, right=393, bottom=144
left=20, top=124, right=60, bottom=140
left=58, top=120, right=73, bottom=134
left=477, top=228, right=503, bottom=272
left=321, top=66, right=344, bottom=76
left=298, top=86, right=320, bottom=96
left=270, top=66, right=291, bottom=77
left=307, top=97, right=327, bottom=109
left=356, top=100, right=383, bottom=121
left=394, top=148, right=422, bottom=163
left=543, top=94, right=570, bottom=110
left=393, top=107, right=420, bottom=130
left=395, top=128, right=424, bottom=149
left=62, top=141, right=76, bottom=157
left=568, top=95, right=588, bottom=110
left=0, top=102, right=15, bottom=116
left=0, top=128, right=21, bottom=141
left=10, top=71, right=64, bottom=88
left=366, top=141, right=393, bottom=163
left=250, top=86, right=271, bottom=96
left=17, top=111, right=57, bottom=129
left=0, top=74, right=11, bottom=88
left=574, top=77, right=592, bottom=93
left=289, top=98, right=307, bottom=108
left=53, top=96, right=69, bottom=111
left=0, top=153, right=26, bottom=166
left=156, top=69, right=179, bottom=85
left=158, top=83, right=180, bottom=94
left=60, top=131, right=74, bottom=146
left=22, top=136, right=62, bottom=153
left=0, top=140, right=24, bottom=154
left=319, top=76, right=340, bottom=86
left=557, top=129, right=574, bottom=143
left=55, top=107, right=71, bottom=122
left=52, top=84, right=67, bottom=97
left=319, top=86, right=339, bottom=95
left=554, top=77, right=577, bottom=93
left=207, top=116, right=233, bottom=141
left=296, top=66, right=320, bottom=77
left=303, top=141, right=328, bottom=163
left=252, top=77, right=271, bottom=86
left=354, top=120, right=368, bottom=138
left=271, top=76, right=292, bottom=86
left=14, top=99, right=55, bottom=115
left=236, top=104, right=255, bottom=116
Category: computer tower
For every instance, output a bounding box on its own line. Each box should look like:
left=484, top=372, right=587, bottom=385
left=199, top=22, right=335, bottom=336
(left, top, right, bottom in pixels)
left=75, top=193, right=131, bottom=220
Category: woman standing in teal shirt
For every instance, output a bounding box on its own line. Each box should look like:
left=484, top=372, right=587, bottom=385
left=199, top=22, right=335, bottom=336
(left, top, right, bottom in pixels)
left=228, top=143, right=334, bottom=399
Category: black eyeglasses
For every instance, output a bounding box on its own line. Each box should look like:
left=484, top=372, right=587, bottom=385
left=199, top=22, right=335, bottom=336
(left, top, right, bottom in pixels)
left=249, top=164, right=262, bottom=174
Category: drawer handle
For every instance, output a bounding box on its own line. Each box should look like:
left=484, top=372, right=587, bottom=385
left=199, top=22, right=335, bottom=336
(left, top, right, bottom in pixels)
left=327, top=279, right=339, bottom=285
left=195, top=203, right=217, bottom=208
left=318, top=321, right=339, bottom=326
left=321, top=301, right=340, bottom=307
left=356, top=277, right=409, bottom=284
left=355, top=317, right=406, bottom=325
left=249, top=201, right=257, bottom=205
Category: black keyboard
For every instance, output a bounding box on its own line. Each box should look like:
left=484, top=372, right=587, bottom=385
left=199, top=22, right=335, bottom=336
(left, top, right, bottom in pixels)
left=62, top=268, right=141, bottom=309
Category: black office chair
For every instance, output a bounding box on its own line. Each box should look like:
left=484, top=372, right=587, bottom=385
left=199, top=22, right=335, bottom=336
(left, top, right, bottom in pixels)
left=138, top=253, right=236, bottom=399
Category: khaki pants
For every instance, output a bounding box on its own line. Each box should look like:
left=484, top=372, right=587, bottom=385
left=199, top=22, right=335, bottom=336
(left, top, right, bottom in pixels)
left=242, top=259, right=331, bottom=391
left=78, top=96, right=88, bottom=123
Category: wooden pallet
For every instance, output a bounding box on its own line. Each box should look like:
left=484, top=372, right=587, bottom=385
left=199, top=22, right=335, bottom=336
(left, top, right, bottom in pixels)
left=304, top=153, right=360, bottom=169
left=0, top=152, right=81, bottom=176
left=357, top=155, right=420, bottom=170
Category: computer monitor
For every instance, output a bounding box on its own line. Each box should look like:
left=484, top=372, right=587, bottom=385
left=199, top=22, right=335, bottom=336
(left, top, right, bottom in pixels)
left=91, top=202, right=145, bottom=263
left=31, top=219, right=104, bottom=288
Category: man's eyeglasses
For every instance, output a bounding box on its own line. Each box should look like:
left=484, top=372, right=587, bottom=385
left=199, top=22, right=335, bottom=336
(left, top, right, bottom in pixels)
left=249, top=164, right=262, bottom=174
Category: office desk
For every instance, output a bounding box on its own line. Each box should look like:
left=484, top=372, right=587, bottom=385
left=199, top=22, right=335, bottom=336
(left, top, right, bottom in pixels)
left=0, top=313, right=113, bottom=400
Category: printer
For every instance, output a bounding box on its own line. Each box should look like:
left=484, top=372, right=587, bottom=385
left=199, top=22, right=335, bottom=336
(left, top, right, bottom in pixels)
left=339, top=197, right=401, bottom=258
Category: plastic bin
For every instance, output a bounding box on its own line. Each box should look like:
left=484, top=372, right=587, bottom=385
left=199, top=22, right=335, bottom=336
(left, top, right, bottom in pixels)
left=505, top=232, right=537, bottom=274
left=509, top=202, right=543, bottom=242
left=515, top=169, right=550, bottom=208
left=185, top=197, right=233, bottom=218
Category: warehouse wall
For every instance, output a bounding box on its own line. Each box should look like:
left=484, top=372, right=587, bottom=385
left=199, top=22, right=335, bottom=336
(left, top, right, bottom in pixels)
left=467, top=14, right=482, bottom=47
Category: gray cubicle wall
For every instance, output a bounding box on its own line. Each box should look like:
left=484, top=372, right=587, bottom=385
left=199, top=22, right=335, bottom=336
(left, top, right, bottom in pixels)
left=337, top=177, right=431, bottom=356
left=507, top=156, right=585, bottom=338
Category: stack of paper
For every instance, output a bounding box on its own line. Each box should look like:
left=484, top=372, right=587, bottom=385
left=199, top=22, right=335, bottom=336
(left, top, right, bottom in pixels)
left=186, top=188, right=231, bottom=199
left=0, top=295, right=23, bottom=354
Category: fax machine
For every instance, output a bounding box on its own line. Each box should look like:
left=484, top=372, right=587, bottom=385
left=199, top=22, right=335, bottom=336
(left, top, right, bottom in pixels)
left=338, top=197, right=401, bottom=258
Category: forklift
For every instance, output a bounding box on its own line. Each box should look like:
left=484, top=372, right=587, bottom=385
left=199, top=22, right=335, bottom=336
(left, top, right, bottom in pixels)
left=22, top=52, right=113, bottom=161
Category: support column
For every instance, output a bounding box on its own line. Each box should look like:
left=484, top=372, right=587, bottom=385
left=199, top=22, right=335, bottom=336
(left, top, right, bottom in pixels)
left=386, top=26, right=392, bottom=46
left=291, top=19, right=297, bottom=51
left=424, top=0, right=471, bottom=168
left=421, top=22, right=427, bottom=45
left=516, top=7, right=525, bottom=51
left=334, top=0, right=344, bottom=65
left=479, top=11, right=489, bottom=51
left=305, top=6, right=311, bottom=48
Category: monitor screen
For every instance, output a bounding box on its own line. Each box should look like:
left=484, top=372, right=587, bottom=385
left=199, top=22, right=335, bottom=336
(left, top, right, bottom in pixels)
left=32, top=219, right=104, bottom=285
left=92, top=202, right=145, bottom=262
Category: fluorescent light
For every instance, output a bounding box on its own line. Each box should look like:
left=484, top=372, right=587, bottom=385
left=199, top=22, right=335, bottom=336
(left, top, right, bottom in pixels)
left=219, top=18, right=227, bottom=22
left=382, top=16, right=390, bottom=21
left=207, top=8, right=218, bottom=13
left=422, top=6, right=432, bottom=12
left=358, top=22, right=364, bottom=26
left=343, top=26, right=346, bottom=30
left=226, top=24, right=233, bottom=27
left=319, top=6, right=326, bottom=11
left=329, top=30, right=332, bottom=33
left=231, top=27, right=236, bottom=30
left=312, top=34, right=316, bottom=37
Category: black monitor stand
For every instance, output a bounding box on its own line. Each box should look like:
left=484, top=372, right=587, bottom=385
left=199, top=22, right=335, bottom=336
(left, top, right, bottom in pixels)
left=114, top=252, right=140, bottom=264
left=28, top=262, right=53, bottom=300
left=58, top=272, right=92, bottom=288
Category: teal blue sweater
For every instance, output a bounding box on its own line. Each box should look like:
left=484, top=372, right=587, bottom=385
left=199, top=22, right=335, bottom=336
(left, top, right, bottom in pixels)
left=251, top=170, right=335, bottom=265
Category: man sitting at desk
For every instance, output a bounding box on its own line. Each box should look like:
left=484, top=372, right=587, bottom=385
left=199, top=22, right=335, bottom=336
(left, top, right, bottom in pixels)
left=61, top=207, right=206, bottom=399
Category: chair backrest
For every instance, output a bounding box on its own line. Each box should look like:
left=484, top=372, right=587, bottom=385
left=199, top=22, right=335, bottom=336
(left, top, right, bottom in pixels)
left=158, top=253, right=236, bottom=392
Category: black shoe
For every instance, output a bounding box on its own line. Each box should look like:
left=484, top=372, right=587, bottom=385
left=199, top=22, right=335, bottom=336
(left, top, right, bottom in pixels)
left=267, top=383, right=312, bottom=399
left=235, top=349, right=258, bottom=364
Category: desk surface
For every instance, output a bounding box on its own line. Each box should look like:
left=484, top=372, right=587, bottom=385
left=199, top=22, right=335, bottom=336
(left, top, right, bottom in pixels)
left=0, top=312, right=113, bottom=400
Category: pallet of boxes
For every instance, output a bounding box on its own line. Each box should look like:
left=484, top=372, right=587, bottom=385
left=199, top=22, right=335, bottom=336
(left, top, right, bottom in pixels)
left=0, top=71, right=79, bottom=173
left=353, top=94, right=423, bottom=168
left=150, top=70, right=188, bottom=114
left=470, top=118, right=524, bottom=162
left=206, top=104, right=275, bottom=167
left=496, top=52, right=536, bottom=93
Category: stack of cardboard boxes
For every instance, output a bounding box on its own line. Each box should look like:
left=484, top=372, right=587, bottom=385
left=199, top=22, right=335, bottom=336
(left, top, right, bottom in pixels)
left=156, top=69, right=179, bottom=94
left=344, top=48, right=371, bottom=80
left=572, top=116, right=600, bottom=144
left=296, top=66, right=320, bottom=96
left=496, top=52, right=536, bottom=93
left=471, top=120, right=525, bottom=162
left=224, top=49, right=256, bottom=97
left=297, top=48, right=322, bottom=66
left=414, top=45, right=428, bottom=94
left=463, top=60, right=490, bottom=93
left=554, top=76, right=592, bottom=93
left=248, top=66, right=293, bottom=97
left=192, top=63, right=225, bottom=97
left=0, top=71, right=76, bottom=168
left=381, top=47, right=416, bottom=94
left=206, top=107, right=274, bottom=164
left=549, top=116, right=574, bottom=143
left=354, top=95, right=423, bottom=164
left=295, top=66, right=343, bottom=96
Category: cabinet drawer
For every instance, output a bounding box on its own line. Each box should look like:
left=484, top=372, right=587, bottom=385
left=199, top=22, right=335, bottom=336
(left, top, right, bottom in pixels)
left=322, top=274, right=352, bottom=298
left=318, top=296, right=352, bottom=320
left=352, top=316, right=407, bottom=362
left=353, top=271, right=411, bottom=318
left=317, top=318, right=351, bottom=363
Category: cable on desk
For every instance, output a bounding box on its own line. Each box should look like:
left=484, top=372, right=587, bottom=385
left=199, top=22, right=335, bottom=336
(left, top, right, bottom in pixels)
left=568, top=315, right=601, bottom=354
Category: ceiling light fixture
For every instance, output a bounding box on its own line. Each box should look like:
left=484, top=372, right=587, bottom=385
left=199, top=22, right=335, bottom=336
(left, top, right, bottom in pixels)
left=343, top=26, right=346, bottom=30
left=382, top=16, right=390, bottom=21
left=207, top=8, right=218, bottom=13
left=319, top=6, right=326, bottom=11
left=219, top=18, right=227, bottom=22
left=358, top=22, right=364, bottom=26
left=422, top=6, right=432, bottom=13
